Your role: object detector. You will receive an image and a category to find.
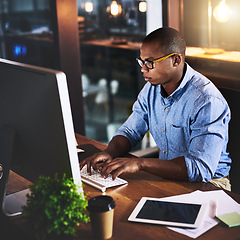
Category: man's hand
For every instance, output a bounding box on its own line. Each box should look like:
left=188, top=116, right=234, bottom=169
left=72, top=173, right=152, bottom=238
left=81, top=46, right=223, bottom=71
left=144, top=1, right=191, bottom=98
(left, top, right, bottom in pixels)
left=79, top=135, right=132, bottom=176
left=100, top=157, right=142, bottom=180
left=79, top=151, right=113, bottom=175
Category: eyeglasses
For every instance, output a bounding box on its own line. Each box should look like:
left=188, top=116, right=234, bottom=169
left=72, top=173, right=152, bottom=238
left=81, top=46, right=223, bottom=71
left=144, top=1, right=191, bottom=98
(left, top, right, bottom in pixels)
left=136, top=53, right=179, bottom=70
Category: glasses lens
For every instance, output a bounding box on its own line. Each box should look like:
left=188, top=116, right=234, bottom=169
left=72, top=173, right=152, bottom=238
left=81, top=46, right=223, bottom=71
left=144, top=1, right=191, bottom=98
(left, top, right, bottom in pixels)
left=137, top=58, right=143, bottom=67
left=145, top=60, right=153, bottom=69
left=136, top=58, right=153, bottom=69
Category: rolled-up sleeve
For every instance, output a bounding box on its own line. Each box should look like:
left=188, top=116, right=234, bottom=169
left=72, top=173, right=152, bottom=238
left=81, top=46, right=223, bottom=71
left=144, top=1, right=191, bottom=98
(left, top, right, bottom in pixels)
left=185, top=96, right=230, bottom=182
left=115, top=85, right=150, bottom=148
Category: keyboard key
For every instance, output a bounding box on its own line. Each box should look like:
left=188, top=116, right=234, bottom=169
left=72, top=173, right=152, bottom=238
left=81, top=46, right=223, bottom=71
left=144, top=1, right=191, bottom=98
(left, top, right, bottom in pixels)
left=80, top=165, right=128, bottom=192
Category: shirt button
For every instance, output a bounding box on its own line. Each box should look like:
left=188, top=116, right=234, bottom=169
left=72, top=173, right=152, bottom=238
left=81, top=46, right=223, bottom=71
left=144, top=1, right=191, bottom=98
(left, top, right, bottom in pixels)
left=163, top=150, right=166, bottom=154
left=162, top=129, right=165, bottom=133
left=166, top=108, right=169, bottom=111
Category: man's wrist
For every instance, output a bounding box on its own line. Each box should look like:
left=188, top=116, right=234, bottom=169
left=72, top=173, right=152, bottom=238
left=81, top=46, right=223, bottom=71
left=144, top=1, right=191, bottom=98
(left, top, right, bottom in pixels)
left=138, top=158, right=145, bottom=171
left=103, top=148, right=114, bottom=160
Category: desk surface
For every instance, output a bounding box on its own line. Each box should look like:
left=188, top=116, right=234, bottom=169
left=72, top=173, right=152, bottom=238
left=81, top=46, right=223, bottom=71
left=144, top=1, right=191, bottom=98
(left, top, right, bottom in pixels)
left=4, top=134, right=240, bottom=240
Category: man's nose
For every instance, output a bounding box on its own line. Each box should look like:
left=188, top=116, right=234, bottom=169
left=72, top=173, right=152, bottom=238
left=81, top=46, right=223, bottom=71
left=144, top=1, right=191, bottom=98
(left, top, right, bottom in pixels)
left=141, top=64, right=149, bottom=73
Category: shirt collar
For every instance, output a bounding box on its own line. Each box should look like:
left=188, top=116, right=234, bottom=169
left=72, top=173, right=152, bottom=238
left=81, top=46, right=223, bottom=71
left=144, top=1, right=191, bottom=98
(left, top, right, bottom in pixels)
left=160, top=63, right=194, bottom=101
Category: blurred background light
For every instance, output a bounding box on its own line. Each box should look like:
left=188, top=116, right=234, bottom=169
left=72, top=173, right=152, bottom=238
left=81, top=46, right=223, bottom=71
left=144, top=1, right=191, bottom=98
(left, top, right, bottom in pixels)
left=85, top=1, right=93, bottom=13
left=213, top=0, right=232, bottom=23
left=139, top=1, right=147, bottom=13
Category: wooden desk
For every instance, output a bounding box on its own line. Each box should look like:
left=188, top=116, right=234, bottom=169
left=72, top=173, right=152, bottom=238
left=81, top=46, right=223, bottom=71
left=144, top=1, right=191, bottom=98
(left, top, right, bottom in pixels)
left=3, top=134, right=240, bottom=240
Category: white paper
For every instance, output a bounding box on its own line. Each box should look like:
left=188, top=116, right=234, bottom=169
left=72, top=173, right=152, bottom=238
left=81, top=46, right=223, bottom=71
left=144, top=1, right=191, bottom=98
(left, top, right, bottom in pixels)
left=160, top=190, right=240, bottom=239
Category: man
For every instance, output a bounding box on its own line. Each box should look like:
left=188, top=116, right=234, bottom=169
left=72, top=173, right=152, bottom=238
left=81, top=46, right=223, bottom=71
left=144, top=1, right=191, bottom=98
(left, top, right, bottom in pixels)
left=80, top=27, right=231, bottom=190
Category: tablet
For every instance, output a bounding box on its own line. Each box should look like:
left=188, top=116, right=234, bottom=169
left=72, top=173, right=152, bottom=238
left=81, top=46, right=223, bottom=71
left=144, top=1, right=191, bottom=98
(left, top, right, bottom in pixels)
left=128, top=197, right=208, bottom=228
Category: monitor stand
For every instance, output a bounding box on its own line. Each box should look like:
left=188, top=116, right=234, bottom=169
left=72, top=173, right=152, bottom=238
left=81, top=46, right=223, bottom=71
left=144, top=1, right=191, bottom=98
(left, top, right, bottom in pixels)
left=0, top=125, right=29, bottom=217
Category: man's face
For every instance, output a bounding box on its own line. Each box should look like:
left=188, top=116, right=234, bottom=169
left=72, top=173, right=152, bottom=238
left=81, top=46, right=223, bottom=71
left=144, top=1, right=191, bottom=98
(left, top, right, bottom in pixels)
left=139, top=42, right=177, bottom=86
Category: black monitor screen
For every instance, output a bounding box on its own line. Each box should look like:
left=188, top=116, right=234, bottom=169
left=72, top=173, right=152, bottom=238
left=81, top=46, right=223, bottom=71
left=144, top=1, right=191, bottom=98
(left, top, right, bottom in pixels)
left=0, top=58, right=81, bottom=185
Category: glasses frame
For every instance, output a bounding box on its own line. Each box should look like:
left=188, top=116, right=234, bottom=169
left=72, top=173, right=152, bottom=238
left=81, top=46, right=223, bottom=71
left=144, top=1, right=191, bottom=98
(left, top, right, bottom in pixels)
left=136, top=52, right=180, bottom=70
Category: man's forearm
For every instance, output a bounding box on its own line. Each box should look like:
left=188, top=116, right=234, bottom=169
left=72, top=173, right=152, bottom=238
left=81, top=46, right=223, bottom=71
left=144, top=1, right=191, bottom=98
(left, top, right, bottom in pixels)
left=104, top=135, right=132, bottom=159
left=140, top=156, right=188, bottom=180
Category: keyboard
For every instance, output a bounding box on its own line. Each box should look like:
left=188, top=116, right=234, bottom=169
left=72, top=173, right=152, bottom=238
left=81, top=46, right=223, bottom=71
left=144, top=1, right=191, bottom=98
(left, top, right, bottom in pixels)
left=80, top=165, right=128, bottom=192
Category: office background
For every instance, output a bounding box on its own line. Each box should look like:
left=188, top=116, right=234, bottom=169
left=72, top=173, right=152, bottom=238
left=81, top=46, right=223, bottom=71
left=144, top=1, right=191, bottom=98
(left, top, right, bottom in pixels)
left=0, top=0, right=239, bottom=193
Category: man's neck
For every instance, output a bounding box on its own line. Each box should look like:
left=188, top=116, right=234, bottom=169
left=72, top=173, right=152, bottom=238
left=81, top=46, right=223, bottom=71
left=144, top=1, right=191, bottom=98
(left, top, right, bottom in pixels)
left=161, top=63, right=186, bottom=97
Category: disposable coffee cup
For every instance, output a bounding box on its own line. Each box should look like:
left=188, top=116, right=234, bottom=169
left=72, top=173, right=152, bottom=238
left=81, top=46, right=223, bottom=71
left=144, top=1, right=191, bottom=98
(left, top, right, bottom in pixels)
left=87, top=195, right=116, bottom=240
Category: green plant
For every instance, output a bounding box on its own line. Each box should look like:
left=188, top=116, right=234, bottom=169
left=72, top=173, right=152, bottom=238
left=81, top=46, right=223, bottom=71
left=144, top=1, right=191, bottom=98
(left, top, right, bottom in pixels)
left=22, top=174, right=90, bottom=240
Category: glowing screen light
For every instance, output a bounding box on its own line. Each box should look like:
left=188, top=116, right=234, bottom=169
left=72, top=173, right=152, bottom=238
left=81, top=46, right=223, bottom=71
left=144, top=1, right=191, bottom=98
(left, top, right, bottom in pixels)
left=13, top=44, right=27, bottom=57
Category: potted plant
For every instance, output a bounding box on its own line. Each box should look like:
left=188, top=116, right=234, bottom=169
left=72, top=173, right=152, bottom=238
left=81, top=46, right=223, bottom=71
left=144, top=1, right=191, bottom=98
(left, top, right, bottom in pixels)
left=22, top=173, right=89, bottom=240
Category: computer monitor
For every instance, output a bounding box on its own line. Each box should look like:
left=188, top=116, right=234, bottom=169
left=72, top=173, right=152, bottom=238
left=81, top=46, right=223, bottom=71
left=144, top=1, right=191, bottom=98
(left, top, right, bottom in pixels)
left=0, top=58, right=82, bottom=216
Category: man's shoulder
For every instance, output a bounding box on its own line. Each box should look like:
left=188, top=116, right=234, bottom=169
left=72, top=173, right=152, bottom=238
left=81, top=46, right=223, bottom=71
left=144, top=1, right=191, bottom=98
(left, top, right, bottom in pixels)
left=182, top=65, right=227, bottom=108
left=186, top=66, right=221, bottom=98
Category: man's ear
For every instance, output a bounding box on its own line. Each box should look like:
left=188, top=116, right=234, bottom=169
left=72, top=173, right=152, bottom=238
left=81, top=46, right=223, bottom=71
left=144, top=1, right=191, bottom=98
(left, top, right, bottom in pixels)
left=173, top=55, right=181, bottom=66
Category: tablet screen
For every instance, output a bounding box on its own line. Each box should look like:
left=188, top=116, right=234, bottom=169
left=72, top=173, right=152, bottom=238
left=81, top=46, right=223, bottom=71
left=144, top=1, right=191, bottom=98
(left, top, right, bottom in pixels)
left=136, top=200, right=201, bottom=224
left=128, top=197, right=208, bottom=228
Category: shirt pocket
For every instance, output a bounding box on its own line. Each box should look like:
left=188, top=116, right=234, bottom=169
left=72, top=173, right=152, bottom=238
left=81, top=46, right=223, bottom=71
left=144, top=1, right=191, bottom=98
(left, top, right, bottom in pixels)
left=168, top=124, right=189, bottom=154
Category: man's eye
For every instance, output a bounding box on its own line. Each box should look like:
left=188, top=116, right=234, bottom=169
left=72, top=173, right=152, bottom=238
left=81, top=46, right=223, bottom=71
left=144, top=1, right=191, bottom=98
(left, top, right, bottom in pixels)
left=146, top=61, right=152, bottom=67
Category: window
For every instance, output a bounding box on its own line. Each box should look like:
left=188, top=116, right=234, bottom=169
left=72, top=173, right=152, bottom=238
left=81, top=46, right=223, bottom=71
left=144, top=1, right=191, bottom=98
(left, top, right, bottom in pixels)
left=78, top=0, right=150, bottom=145
left=0, top=0, right=53, bottom=67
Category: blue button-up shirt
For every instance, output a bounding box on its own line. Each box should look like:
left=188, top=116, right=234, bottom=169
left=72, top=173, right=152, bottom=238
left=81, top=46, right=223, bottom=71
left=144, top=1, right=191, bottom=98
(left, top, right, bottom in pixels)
left=115, top=63, right=231, bottom=182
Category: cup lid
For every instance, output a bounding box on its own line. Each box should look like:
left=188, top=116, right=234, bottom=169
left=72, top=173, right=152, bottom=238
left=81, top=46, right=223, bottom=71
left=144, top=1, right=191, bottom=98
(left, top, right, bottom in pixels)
left=87, top=195, right=115, bottom=212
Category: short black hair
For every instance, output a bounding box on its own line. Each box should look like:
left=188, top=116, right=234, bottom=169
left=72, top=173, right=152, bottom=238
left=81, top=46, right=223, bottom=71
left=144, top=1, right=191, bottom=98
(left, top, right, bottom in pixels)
left=143, top=27, right=186, bottom=56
